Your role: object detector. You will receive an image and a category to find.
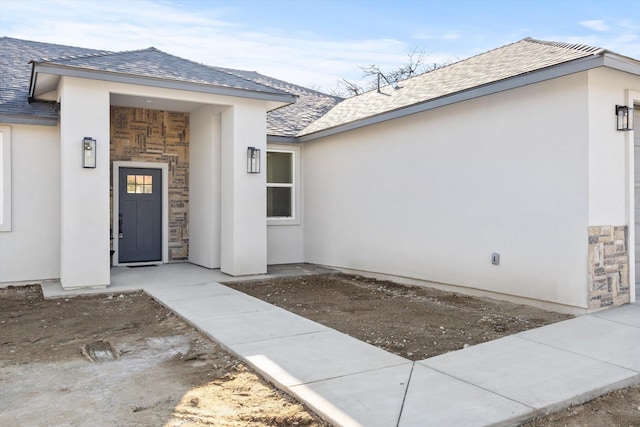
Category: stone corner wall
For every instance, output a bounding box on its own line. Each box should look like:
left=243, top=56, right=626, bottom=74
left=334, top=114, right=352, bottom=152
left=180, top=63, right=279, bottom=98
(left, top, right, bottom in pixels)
left=588, top=225, right=629, bottom=310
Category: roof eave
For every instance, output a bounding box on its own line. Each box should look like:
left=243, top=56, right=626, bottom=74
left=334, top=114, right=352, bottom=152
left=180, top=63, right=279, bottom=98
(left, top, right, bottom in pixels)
left=299, top=54, right=614, bottom=142
left=30, top=63, right=298, bottom=105
left=0, top=113, right=58, bottom=126
left=602, top=52, right=640, bottom=76
left=267, top=135, right=298, bottom=144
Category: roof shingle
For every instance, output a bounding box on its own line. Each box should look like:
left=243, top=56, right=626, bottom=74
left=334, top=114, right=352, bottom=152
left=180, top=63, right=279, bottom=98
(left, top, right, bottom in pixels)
left=216, top=68, right=341, bottom=137
left=0, top=37, right=105, bottom=120
left=0, top=37, right=340, bottom=135
left=32, top=47, right=292, bottom=96
left=299, top=38, right=606, bottom=136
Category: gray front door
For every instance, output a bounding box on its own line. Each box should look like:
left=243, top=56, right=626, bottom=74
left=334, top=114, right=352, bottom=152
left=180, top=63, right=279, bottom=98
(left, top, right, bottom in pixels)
left=118, top=168, right=162, bottom=263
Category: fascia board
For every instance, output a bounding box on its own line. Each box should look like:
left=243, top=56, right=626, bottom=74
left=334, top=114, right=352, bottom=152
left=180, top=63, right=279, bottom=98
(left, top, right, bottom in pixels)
left=299, top=55, right=608, bottom=142
left=267, top=135, right=298, bottom=144
left=603, top=53, right=640, bottom=76
left=0, top=114, right=58, bottom=126
left=31, top=63, right=297, bottom=104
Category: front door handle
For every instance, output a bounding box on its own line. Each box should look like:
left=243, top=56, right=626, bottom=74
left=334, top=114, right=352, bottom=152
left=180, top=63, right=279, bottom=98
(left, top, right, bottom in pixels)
left=119, top=214, right=124, bottom=238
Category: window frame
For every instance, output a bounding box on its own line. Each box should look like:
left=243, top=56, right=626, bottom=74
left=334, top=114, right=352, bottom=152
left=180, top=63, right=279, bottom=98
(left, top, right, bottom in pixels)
left=0, top=126, right=11, bottom=232
left=266, top=145, right=300, bottom=225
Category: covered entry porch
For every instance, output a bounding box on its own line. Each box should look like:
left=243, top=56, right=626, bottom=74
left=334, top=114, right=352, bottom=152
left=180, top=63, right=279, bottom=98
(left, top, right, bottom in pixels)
left=53, top=81, right=290, bottom=289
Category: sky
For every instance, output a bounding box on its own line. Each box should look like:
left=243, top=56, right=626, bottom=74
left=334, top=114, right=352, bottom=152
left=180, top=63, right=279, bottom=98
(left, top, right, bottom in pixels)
left=1, top=0, right=639, bottom=94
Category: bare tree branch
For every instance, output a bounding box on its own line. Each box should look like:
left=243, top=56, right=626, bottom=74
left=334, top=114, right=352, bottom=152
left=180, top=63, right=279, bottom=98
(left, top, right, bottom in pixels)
left=333, top=48, right=453, bottom=97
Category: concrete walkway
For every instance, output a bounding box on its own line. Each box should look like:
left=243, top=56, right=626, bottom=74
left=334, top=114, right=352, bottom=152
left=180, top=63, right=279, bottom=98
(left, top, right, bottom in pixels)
left=42, top=264, right=640, bottom=427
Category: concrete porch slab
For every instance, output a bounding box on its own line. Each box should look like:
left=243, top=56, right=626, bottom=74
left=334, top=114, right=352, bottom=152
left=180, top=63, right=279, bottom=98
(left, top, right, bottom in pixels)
left=42, top=263, right=336, bottom=298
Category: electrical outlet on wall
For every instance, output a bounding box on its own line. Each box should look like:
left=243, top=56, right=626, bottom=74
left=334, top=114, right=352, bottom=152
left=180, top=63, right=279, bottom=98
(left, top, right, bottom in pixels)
left=491, top=253, right=500, bottom=265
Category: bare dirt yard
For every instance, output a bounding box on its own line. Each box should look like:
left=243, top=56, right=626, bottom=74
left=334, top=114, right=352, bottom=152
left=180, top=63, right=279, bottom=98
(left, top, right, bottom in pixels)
left=2, top=273, right=639, bottom=426
left=0, top=285, right=328, bottom=427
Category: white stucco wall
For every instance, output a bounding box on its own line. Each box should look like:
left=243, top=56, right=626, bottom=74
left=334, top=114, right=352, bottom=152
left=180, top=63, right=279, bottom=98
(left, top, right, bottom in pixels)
left=189, top=106, right=222, bottom=268
left=0, top=124, right=61, bottom=283
left=587, top=67, right=640, bottom=225
left=303, top=73, right=590, bottom=309
left=267, top=225, right=304, bottom=264
left=59, top=77, right=111, bottom=288
left=220, top=101, right=268, bottom=275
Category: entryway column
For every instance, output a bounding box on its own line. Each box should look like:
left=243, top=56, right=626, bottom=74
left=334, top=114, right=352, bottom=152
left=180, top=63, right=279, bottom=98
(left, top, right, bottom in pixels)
left=220, top=102, right=267, bottom=276
left=58, top=77, right=111, bottom=288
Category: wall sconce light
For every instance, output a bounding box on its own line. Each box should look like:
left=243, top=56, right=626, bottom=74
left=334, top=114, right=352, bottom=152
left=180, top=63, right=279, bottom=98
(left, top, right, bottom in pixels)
left=247, top=147, right=260, bottom=173
left=83, top=137, right=96, bottom=168
left=616, top=105, right=634, bottom=131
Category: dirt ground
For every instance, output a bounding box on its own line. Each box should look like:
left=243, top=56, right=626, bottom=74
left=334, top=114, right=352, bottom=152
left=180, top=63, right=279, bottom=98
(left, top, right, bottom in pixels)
left=227, top=273, right=640, bottom=426
left=2, top=274, right=639, bottom=426
left=0, top=285, right=328, bottom=427
left=226, top=273, right=572, bottom=361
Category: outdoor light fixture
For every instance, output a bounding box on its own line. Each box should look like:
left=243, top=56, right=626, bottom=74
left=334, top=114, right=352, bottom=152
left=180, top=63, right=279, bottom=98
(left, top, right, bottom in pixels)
left=83, top=137, right=96, bottom=168
left=247, top=147, right=260, bottom=173
left=616, top=105, right=634, bottom=131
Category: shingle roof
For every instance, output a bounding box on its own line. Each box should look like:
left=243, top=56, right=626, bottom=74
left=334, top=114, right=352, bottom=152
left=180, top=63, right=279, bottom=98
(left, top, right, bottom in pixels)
left=215, top=68, right=341, bottom=137
left=299, top=38, right=606, bottom=136
left=1, top=37, right=340, bottom=135
left=32, top=47, right=292, bottom=96
left=0, top=37, right=104, bottom=121
left=2, top=37, right=623, bottom=139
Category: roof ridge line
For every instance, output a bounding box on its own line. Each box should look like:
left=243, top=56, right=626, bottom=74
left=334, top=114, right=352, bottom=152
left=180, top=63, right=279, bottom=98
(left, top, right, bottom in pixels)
left=342, top=37, right=604, bottom=100
left=131, top=48, right=294, bottom=96
left=32, top=48, right=120, bottom=64
left=214, top=67, right=343, bottom=100
left=344, top=38, right=534, bottom=99
left=523, top=37, right=605, bottom=54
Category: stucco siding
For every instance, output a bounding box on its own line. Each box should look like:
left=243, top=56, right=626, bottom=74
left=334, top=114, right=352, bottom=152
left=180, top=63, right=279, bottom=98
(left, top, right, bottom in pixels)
left=303, top=73, right=590, bottom=309
left=587, top=67, right=640, bottom=226
left=267, top=225, right=304, bottom=264
left=0, top=124, right=61, bottom=283
left=189, top=105, right=222, bottom=268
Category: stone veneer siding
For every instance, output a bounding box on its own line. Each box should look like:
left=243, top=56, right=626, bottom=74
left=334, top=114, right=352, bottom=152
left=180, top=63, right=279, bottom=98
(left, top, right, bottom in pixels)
left=110, top=106, right=189, bottom=261
left=588, top=226, right=629, bottom=310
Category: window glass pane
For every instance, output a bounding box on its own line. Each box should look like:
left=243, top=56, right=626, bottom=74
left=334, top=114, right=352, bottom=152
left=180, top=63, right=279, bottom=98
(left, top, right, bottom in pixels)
left=267, top=187, right=292, bottom=217
left=267, top=152, right=292, bottom=184
left=127, top=174, right=153, bottom=194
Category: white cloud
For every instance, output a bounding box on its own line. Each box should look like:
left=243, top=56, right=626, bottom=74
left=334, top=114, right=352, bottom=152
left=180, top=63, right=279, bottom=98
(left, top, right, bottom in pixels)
left=551, top=19, right=640, bottom=59
left=5, top=0, right=636, bottom=94
left=413, top=31, right=462, bottom=41
left=579, top=20, right=610, bottom=32
left=0, top=0, right=421, bottom=92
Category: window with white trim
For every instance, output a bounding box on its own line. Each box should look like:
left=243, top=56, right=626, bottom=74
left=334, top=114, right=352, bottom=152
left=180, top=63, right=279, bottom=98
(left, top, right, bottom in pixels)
left=0, top=126, right=11, bottom=232
left=267, top=150, right=294, bottom=218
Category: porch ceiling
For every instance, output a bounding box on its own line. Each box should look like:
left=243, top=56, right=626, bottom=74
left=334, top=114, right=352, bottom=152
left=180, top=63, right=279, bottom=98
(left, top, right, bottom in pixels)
left=110, top=93, right=219, bottom=113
